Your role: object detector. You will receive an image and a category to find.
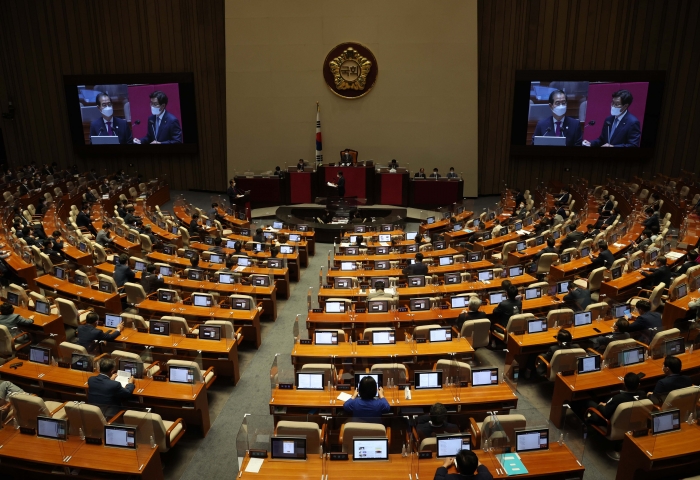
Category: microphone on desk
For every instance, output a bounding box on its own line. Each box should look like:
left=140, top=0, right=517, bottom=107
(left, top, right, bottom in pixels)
left=543, top=127, right=552, bottom=136
left=605, top=120, right=612, bottom=142
left=585, top=120, right=596, bottom=127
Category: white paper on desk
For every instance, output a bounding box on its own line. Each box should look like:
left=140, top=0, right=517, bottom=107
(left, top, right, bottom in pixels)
left=613, top=243, right=626, bottom=248
left=380, top=242, right=390, bottom=247
left=369, top=287, right=395, bottom=295
left=666, top=251, right=684, bottom=260
left=327, top=182, right=336, bottom=187
left=337, top=392, right=352, bottom=402
left=234, top=266, right=245, bottom=272
left=516, top=230, right=530, bottom=236
left=245, top=457, right=264, bottom=473
left=339, top=242, right=351, bottom=247
left=115, top=370, right=130, bottom=388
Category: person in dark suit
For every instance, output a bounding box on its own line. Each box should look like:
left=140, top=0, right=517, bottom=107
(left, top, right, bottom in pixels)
left=563, top=283, right=593, bottom=310
left=536, top=329, right=579, bottom=376
left=89, top=93, right=133, bottom=144
left=296, top=159, right=305, bottom=171
left=133, top=91, right=182, bottom=144
left=677, top=249, right=699, bottom=275
left=227, top=179, right=244, bottom=206
left=455, top=298, right=487, bottom=332
left=590, top=241, right=614, bottom=269
left=123, top=205, right=139, bottom=225
left=18, top=178, right=31, bottom=196
left=140, top=264, right=165, bottom=294
left=113, top=253, right=136, bottom=288
left=433, top=450, right=493, bottom=480
left=416, top=403, right=460, bottom=441
left=403, top=252, right=429, bottom=276
left=76, top=312, right=124, bottom=353
left=598, top=195, right=614, bottom=214
left=642, top=206, right=660, bottom=236
left=492, top=285, right=521, bottom=330
left=332, top=171, right=345, bottom=197
left=534, top=237, right=558, bottom=261
left=513, top=188, right=526, bottom=210
left=252, top=228, right=265, bottom=243
left=31, top=173, right=43, bottom=190
left=87, top=357, right=135, bottom=417
left=430, top=168, right=441, bottom=179
left=590, top=318, right=631, bottom=353
left=340, top=150, right=353, bottom=166
left=414, top=168, right=427, bottom=179
left=532, top=90, right=583, bottom=147
left=583, top=89, right=641, bottom=148
left=0, top=303, right=34, bottom=343
left=641, top=255, right=672, bottom=287
left=446, top=167, right=458, bottom=179
left=618, top=300, right=662, bottom=344
left=76, top=204, right=96, bottom=236
left=189, top=213, right=204, bottom=242
left=594, top=209, right=619, bottom=230
left=586, top=372, right=644, bottom=433
left=647, top=356, right=692, bottom=404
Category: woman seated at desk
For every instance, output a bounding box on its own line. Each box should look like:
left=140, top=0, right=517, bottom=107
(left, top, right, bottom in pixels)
left=343, top=375, right=390, bottom=422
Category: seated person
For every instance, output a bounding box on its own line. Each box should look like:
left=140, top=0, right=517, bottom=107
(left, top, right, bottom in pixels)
left=208, top=236, right=225, bottom=253
left=219, top=256, right=235, bottom=273
left=96, top=223, right=114, bottom=247
left=0, top=380, right=25, bottom=402
left=640, top=255, right=672, bottom=289
left=76, top=312, right=124, bottom=353
left=87, top=357, right=135, bottom=417
left=632, top=232, right=653, bottom=253
left=589, top=318, right=630, bottom=353
left=252, top=227, right=265, bottom=243
left=430, top=168, right=441, bottom=179
left=414, top=168, right=427, bottom=179
left=123, top=205, right=139, bottom=225
left=618, top=300, right=661, bottom=344
left=586, top=372, right=644, bottom=432
left=388, top=159, right=399, bottom=169
left=403, top=252, right=429, bottom=276
left=676, top=248, right=699, bottom=275
left=434, top=450, right=493, bottom=480
left=232, top=240, right=245, bottom=255
left=416, top=403, right=459, bottom=441
left=492, top=285, right=521, bottom=331
left=446, top=167, right=458, bottom=179
left=140, top=264, right=165, bottom=294
left=589, top=241, right=614, bottom=269
left=563, top=283, right=592, bottom=310
left=560, top=229, right=584, bottom=250
left=646, top=356, right=692, bottom=404
left=594, top=209, right=619, bottom=230
left=367, top=281, right=389, bottom=300
left=296, top=159, right=305, bottom=171
left=455, top=297, right=487, bottom=332
left=533, top=237, right=558, bottom=261
left=555, top=188, right=570, bottom=207
left=642, top=206, right=660, bottom=236
left=535, top=329, right=579, bottom=377
left=343, top=375, right=390, bottom=421
left=269, top=246, right=279, bottom=258
left=598, top=195, right=614, bottom=214
left=0, top=302, right=34, bottom=343
left=114, top=253, right=136, bottom=288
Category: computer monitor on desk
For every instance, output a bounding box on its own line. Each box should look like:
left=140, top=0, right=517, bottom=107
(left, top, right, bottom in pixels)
left=353, top=438, right=389, bottom=461
left=325, top=301, right=346, bottom=313
left=372, top=330, right=395, bottom=345
left=315, top=330, right=338, bottom=345
left=651, top=409, right=681, bottom=435
left=271, top=436, right=307, bottom=460
left=414, top=370, right=442, bottom=389
left=367, top=300, right=389, bottom=313
left=436, top=434, right=471, bottom=458
left=515, top=428, right=549, bottom=452
left=471, top=367, right=498, bottom=386
left=296, top=372, right=324, bottom=390
left=409, top=298, right=430, bottom=311
left=429, top=328, right=452, bottom=342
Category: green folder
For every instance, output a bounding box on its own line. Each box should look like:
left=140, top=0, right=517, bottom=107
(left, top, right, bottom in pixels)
left=497, top=452, right=529, bottom=476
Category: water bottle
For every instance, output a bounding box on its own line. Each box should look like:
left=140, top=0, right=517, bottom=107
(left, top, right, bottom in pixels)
left=687, top=413, right=695, bottom=425
left=402, top=444, right=407, bottom=457
left=149, top=435, right=157, bottom=449
left=180, top=327, right=185, bottom=337
left=79, top=427, right=85, bottom=440
left=558, top=432, right=564, bottom=445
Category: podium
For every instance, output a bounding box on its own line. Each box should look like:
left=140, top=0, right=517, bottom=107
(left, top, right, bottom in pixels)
left=375, top=170, right=409, bottom=206
left=235, top=192, right=251, bottom=221
left=287, top=170, right=316, bottom=204
left=318, top=165, right=375, bottom=204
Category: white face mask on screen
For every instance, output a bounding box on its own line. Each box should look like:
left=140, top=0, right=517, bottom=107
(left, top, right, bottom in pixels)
left=151, top=106, right=162, bottom=116
left=611, top=106, right=623, bottom=116
left=101, top=106, right=113, bottom=118
left=552, top=105, right=567, bottom=116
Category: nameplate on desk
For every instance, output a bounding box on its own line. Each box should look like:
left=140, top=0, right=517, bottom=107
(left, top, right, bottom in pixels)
left=16, top=352, right=28, bottom=360
left=19, top=426, right=35, bottom=435
left=364, top=267, right=373, bottom=271
left=561, top=370, right=575, bottom=377
left=330, top=267, right=340, bottom=271
left=278, top=383, right=293, bottom=390
left=322, top=285, right=332, bottom=289
left=336, top=384, right=351, bottom=391
left=357, top=340, right=370, bottom=346
left=355, top=308, right=366, bottom=313
left=85, top=437, right=102, bottom=445
left=397, top=383, right=411, bottom=390
left=460, top=380, right=469, bottom=387
left=136, top=327, right=148, bottom=333
left=398, top=307, right=408, bottom=312
left=330, top=452, right=349, bottom=461
left=312, top=308, right=323, bottom=313
left=57, top=361, right=70, bottom=369
left=398, top=283, right=407, bottom=288
left=440, top=305, right=449, bottom=310
left=415, top=338, right=427, bottom=344
left=632, top=429, right=648, bottom=438
left=418, top=451, right=433, bottom=459
left=153, top=375, right=167, bottom=382
left=185, top=333, right=198, bottom=339
left=249, top=449, right=268, bottom=458
left=300, top=339, right=312, bottom=345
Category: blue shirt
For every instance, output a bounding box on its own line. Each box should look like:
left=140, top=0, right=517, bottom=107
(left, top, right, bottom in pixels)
left=343, top=396, right=391, bottom=420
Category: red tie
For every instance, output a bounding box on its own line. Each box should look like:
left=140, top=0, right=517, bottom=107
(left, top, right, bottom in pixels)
left=107, top=121, right=113, bottom=135
left=555, top=121, right=561, bottom=137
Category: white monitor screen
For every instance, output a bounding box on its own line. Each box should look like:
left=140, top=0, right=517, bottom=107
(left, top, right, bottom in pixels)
left=273, top=221, right=284, bottom=229
left=159, top=266, right=173, bottom=276
left=238, top=257, right=251, bottom=266
left=341, top=262, right=355, bottom=271
left=105, top=314, right=122, bottom=328
left=478, top=270, right=493, bottom=281
left=557, top=281, right=570, bottom=294
left=472, top=368, right=498, bottom=386
left=289, top=234, right=301, bottom=242
left=527, top=319, right=547, bottom=334
left=415, top=371, right=442, bottom=389
left=35, top=300, right=51, bottom=315
left=353, top=438, right=388, bottom=460
left=515, top=430, right=549, bottom=453
left=439, top=256, right=453, bottom=266
left=509, top=266, right=524, bottom=277
left=315, top=331, right=338, bottom=345
left=429, top=328, right=452, bottom=342
left=104, top=426, right=136, bottom=449
left=450, top=296, right=467, bottom=309
left=378, top=234, right=391, bottom=242
left=652, top=410, right=681, bottom=435
left=577, top=355, right=601, bottom=374
left=280, top=246, right=293, bottom=254
left=169, top=366, right=194, bottom=384
left=574, top=311, right=592, bottom=326
left=489, top=292, right=505, bottom=304
left=219, top=273, right=234, bottom=284
left=134, top=261, right=146, bottom=272
left=192, top=294, right=211, bottom=307
left=436, top=435, right=471, bottom=458
left=37, top=417, right=67, bottom=440
left=271, top=437, right=307, bottom=460
left=406, top=232, right=418, bottom=240
left=325, top=301, right=345, bottom=313
left=525, top=287, right=541, bottom=300
left=296, top=372, right=324, bottom=390
left=372, top=330, right=395, bottom=345
left=209, top=254, right=223, bottom=264
left=620, top=347, right=644, bottom=366
left=29, top=346, right=50, bottom=365
left=226, top=240, right=237, bottom=249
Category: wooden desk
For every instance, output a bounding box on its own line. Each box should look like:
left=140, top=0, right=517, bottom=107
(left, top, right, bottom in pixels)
left=0, top=235, right=38, bottom=289
left=276, top=228, right=316, bottom=255
left=291, top=338, right=474, bottom=374
left=13, top=305, right=66, bottom=347
left=137, top=205, right=182, bottom=247
left=662, top=289, right=699, bottom=330
left=473, top=231, right=522, bottom=253
left=99, top=326, right=241, bottom=384
left=190, top=241, right=303, bottom=279
left=617, top=423, right=700, bottom=480
left=0, top=360, right=211, bottom=436
left=482, top=295, right=565, bottom=316
left=42, top=204, right=93, bottom=266
left=270, top=383, right=518, bottom=419
left=146, top=252, right=291, bottom=299
left=35, top=274, right=122, bottom=313
left=93, top=219, right=142, bottom=256
left=0, top=426, right=163, bottom=480
left=136, top=299, right=262, bottom=348
left=549, top=349, right=700, bottom=428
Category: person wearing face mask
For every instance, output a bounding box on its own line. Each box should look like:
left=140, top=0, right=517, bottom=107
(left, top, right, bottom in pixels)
left=583, top=89, right=641, bottom=147
left=133, top=91, right=182, bottom=144
left=532, top=90, right=583, bottom=146
left=89, top=93, right=133, bottom=144
left=446, top=167, right=458, bottom=178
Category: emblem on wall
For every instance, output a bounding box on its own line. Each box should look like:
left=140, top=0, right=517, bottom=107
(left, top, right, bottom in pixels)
left=323, top=43, right=378, bottom=99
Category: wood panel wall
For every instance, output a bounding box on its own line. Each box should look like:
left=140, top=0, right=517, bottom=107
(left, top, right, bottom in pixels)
left=478, top=0, right=700, bottom=195
left=0, top=0, right=226, bottom=191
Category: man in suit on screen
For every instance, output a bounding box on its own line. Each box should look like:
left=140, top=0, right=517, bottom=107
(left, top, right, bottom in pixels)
left=583, top=89, right=641, bottom=147
left=133, top=91, right=182, bottom=144
left=532, top=90, right=582, bottom=146
left=89, top=93, right=133, bottom=144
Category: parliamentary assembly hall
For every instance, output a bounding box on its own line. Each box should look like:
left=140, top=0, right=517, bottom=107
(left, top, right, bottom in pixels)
left=0, top=1, right=699, bottom=479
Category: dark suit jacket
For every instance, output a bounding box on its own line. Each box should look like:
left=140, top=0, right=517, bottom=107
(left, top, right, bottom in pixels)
left=589, top=112, right=641, bottom=147
left=337, top=176, right=345, bottom=197
left=402, top=262, right=429, bottom=276
left=89, top=116, right=133, bottom=144
left=534, top=245, right=558, bottom=260
left=76, top=324, right=120, bottom=352
left=76, top=211, right=93, bottom=230
left=113, top=264, right=135, bottom=288
left=542, top=342, right=581, bottom=363
left=415, top=417, right=460, bottom=440
left=140, top=273, right=165, bottom=294
left=627, top=311, right=662, bottom=333
left=493, top=299, right=522, bottom=325
left=19, top=183, right=30, bottom=196
left=414, top=173, right=426, bottom=179
left=456, top=311, right=487, bottom=331
left=533, top=116, right=582, bottom=147
left=641, top=265, right=673, bottom=287
left=591, top=249, right=614, bottom=269
left=598, top=390, right=646, bottom=419
left=87, top=374, right=135, bottom=413
left=563, top=288, right=593, bottom=310
left=138, top=110, right=183, bottom=144
left=434, top=465, right=493, bottom=480
left=652, top=374, right=692, bottom=397
left=643, top=214, right=660, bottom=233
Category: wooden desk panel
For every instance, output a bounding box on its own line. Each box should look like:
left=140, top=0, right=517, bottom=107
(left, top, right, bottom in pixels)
left=13, top=305, right=65, bottom=347
left=0, top=360, right=211, bottom=436
left=35, top=274, right=122, bottom=313
left=662, top=290, right=699, bottom=330
left=136, top=299, right=262, bottom=348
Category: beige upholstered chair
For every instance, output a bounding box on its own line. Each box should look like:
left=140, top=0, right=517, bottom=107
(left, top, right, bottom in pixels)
left=435, top=359, right=471, bottom=383
left=537, top=348, right=587, bottom=381
left=340, top=422, right=388, bottom=453
left=275, top=421, right=325, bottom=455
left=123, top=410, right=186, bottom=452
left=166, top=359, right=216, bottom=388
left=9, top=394, right=66, bottom=429
left=459, top=319, right=491, bottom=349
left=470, top=414, right=527, bottom=449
